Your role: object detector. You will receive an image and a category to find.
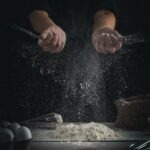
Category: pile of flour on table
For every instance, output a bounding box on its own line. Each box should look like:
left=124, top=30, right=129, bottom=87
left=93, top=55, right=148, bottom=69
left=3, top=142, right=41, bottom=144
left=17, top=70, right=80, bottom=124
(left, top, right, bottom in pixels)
left=45, top=122, right=120, bottom=141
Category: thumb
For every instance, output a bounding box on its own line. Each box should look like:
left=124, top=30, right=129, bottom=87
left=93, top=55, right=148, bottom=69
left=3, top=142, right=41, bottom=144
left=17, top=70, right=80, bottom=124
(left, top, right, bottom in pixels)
left=40, top=32, right=48, bottom=40
left=38, top=38, right=43, bottom=46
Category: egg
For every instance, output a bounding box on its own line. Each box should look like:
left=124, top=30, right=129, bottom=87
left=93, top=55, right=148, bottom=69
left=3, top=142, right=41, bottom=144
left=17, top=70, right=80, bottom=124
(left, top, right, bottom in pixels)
left=0, top=127, right=14, bottom=142
left=0, top=121, right=10, bottom=128
left=14, top=126, right=32, bottom=142
left=9, top=122, right=21, bottom=133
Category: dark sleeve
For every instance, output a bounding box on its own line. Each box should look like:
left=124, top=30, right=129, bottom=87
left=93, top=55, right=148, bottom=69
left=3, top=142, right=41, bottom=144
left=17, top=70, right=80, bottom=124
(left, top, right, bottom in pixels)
left=27, top=0, right=51, bottom=14
left=93, top=0, right=118, bottom=17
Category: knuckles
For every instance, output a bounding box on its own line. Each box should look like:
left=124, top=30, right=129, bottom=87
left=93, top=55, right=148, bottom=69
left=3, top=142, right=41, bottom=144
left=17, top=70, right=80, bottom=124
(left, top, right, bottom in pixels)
left=92, top=27, right=123, bottom=54
left=38, top=25, right=66, bottom=53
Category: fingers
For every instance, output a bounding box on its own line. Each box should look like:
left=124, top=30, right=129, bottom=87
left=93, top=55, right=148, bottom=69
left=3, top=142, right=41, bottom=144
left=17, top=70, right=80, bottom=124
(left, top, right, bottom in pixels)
left=105, top=34, right=123, bottom=54
left=49, top=32, right=66, bottom=53
left=105, top=33, right=115, bottom=53
left=110, top=34, right=122, bottom=53
left=51, top=34, right=58, bottom=47
left=50, top=35, right=62, bottom=53
left=38, top=31, right=53, bottom=51
left=93, top=34, right=105, bottom=53
left=102, top=34, right=111, bottom=53
left=38, top=26, right=66, bottom=53
left=94, top=33, right=117, bottom=54
left=59, top=34, right=66, bottom=51
left=92, top=27, right=124, bottom=54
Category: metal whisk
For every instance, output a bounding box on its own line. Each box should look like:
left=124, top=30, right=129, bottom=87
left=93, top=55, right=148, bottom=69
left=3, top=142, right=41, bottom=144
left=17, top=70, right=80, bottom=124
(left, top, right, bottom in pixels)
left=10, top=24, right=149, bottom=45
left=10, top=24, right=39, bottom=39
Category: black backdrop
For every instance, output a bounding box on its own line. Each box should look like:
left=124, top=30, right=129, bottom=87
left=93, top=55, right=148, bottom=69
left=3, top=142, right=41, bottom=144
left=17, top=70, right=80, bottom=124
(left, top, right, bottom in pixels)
left=0, top=0, right=150, bottom=122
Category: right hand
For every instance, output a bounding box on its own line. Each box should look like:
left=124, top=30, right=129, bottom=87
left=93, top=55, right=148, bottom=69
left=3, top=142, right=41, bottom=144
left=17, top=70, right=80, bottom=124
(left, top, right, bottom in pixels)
left=92, top=27, right=125, bottom=54
left=38, top=25, right=66, bottom=53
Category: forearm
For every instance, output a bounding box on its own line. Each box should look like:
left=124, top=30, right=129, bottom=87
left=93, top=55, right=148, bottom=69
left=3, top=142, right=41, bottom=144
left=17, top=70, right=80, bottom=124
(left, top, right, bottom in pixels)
left=29, top=10, right=56, bottom=34
left=93, top=10, right=116, bottom=30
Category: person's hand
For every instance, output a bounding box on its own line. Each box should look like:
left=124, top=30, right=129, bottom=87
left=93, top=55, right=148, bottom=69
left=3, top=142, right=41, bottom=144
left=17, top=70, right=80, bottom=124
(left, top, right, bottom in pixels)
left=38, top=25, right=66, bottom=53
left=92, top=27, right=125, bottom=54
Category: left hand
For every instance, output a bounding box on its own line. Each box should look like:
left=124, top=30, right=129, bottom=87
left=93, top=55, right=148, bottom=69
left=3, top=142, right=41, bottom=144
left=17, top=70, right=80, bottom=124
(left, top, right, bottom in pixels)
left=38, top=25, right=66, bottom=53
left=92, top=27, right=125, bottom=54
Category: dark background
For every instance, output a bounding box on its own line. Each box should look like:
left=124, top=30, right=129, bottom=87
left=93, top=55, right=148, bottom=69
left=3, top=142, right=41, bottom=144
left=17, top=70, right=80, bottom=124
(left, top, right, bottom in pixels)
left=0, top=0, right=150, bottom=122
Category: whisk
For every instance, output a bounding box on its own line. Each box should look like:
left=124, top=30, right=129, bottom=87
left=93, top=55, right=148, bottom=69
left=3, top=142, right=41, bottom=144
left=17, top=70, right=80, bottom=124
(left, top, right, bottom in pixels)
left=10, top=24, right=149, bottom=45
left=10, top=24, right=39, bottom=39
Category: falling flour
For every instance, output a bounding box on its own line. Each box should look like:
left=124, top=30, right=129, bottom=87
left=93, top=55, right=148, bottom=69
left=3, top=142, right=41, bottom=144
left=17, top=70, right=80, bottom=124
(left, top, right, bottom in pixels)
left=10, top=30, right=148, bottom=122
left=39, top=122, right=120, bottom=141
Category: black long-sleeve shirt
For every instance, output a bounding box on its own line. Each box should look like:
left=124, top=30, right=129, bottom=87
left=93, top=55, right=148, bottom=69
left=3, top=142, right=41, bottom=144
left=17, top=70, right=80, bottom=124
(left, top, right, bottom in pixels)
left=29, top=0, right=116, bottom=15
left=1, top=0, right=149, bottom=35
left=0, top=0, right=116, bottom=25
left=0, top=0, right=117, bottom=41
